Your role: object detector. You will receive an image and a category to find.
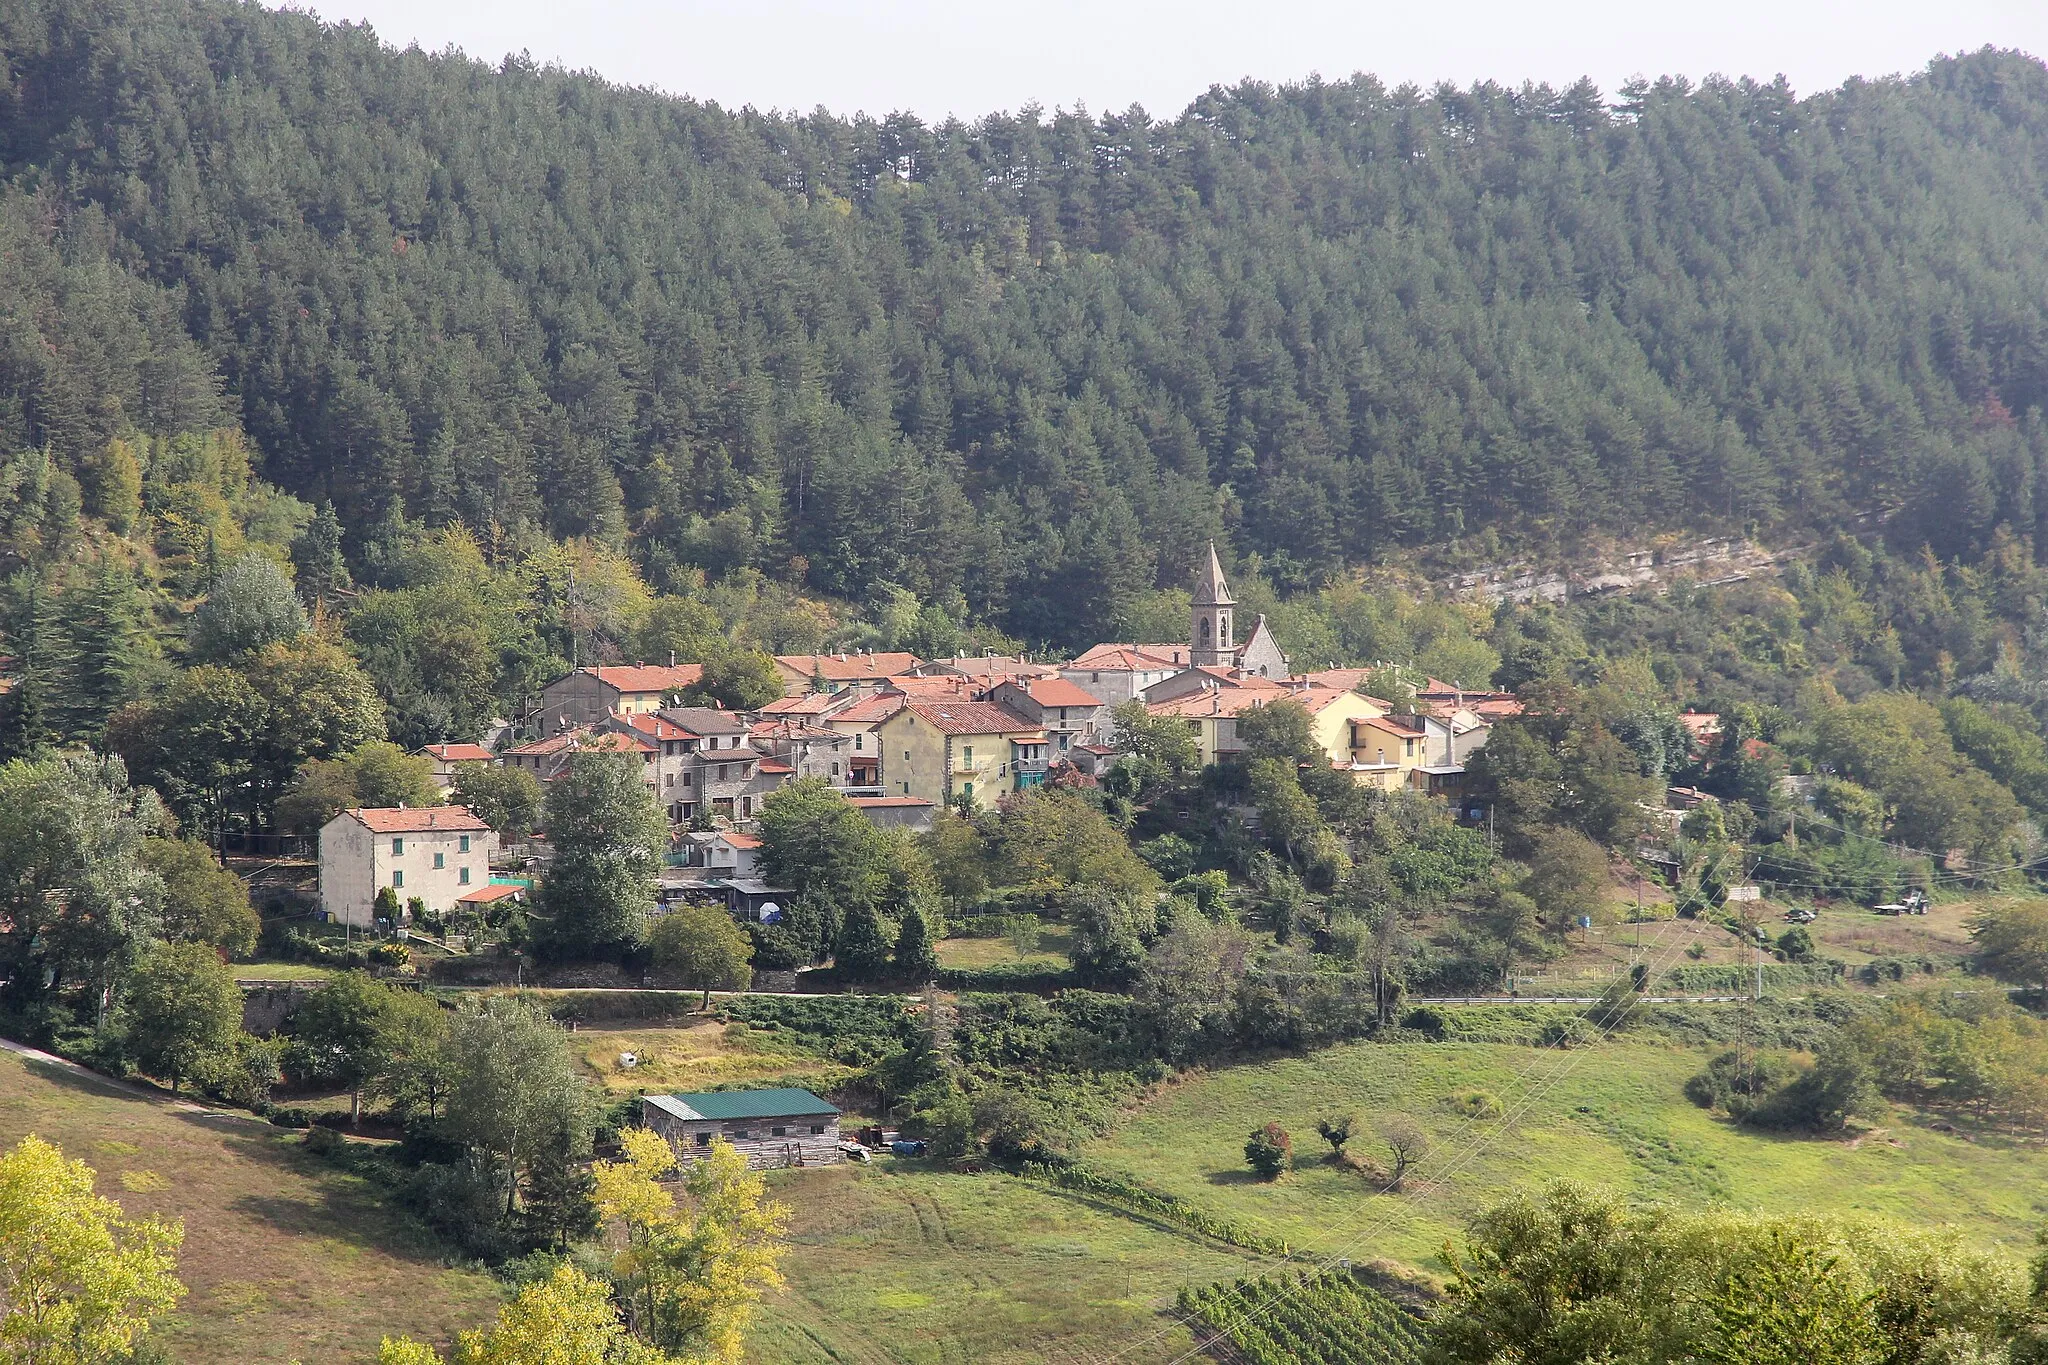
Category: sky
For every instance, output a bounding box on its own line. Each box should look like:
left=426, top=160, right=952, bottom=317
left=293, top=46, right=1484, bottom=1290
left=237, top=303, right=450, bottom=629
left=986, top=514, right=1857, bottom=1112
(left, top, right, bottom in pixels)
left=282, top=0, right=2048, bottom=121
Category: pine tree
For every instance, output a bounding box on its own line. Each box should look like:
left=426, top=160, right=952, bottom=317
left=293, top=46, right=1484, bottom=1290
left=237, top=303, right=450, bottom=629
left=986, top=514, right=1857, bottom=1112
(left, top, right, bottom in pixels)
left=834, top=903, right=892, bottom=982
left=892, top=908, right=939, bottom=984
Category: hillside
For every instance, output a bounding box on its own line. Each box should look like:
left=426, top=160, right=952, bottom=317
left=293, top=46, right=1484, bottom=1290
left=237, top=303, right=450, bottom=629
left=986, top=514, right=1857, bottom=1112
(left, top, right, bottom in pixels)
left=1083, top=1037, right=2048, bottom=1270
left=0, top=1046, right=505, bottom=1361
left=7, top=3, right=2048, bottom=645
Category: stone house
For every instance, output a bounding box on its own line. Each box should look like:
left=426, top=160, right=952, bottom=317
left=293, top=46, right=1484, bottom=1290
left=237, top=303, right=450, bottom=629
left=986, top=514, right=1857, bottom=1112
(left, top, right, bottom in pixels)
left=1060, top=643, right=1189, bottom=706
left=501, top=727, right=657, bottom=785
left=418, top=742, right=494, bottom=793
left=536, top=663, right=705, bottom=735
left=639, top=1088, right=842, bottom=1169
left=988, top=677, right=1107, bottom=755
left=319, top=806, right=497, bottom=928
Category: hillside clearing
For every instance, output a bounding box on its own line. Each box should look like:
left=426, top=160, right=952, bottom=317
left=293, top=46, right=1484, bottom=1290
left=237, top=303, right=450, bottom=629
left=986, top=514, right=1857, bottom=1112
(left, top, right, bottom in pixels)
left=750, top=1163, right=1278, bottom=1364
left=1083, top=1040, right=2048, bottom=1272
left=573, top=1019, right=857, bottom=1095
left=0, top=1049, right=503, bottom=1362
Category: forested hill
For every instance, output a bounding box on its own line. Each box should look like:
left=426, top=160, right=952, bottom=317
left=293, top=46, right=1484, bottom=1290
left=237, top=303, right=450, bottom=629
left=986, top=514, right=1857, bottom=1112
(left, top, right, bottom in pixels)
left=6, top=2, right=2048, bottom=645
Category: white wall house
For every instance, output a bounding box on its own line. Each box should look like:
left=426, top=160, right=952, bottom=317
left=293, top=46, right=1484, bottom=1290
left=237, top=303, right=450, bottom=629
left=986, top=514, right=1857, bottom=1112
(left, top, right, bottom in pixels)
left=319, top=806, right=498, bottom=929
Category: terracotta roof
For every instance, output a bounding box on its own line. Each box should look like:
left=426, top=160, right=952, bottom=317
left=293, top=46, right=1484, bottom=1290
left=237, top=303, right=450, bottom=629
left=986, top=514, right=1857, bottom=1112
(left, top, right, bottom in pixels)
left=348, top=805, right=491, bottom=834
left=1013, top=677, right=1105, bottom=708
left=925, top=655, right=1058, bottom=679
left=1300, top=667, right=1376, bottom=692
left=1289, top=685, right=1378, bottom=715
left=776, top=651, right=922, bottom=681
left=757, top=693, right=840, bottom=716
left=899, top=701, right=1039, bottom=735
left=458, top=882, right=525, bottom=904
left=507, top=728, right=654, bottom=757
left=828, top=694, right=908, bottom=725
left=1146, top=690, right=1294, bottom=719
left=1356, top=714, right=1427, bottom=739
left=421, top=742, right=494, bottom=763
left=756, top=760, right=794, bottom=774
left=577, top=663, right=704, bottom=694
left=884, top=674, right=982, bottom=699
left=505, top=732, right=584, bottom=757
left=719, top=832, right=764, bottom=849
left=619, top=713, right=697, bottom=741
left=1070, top=642, right=1189, bottom=671
left=848, top=796, right=936, bottom=809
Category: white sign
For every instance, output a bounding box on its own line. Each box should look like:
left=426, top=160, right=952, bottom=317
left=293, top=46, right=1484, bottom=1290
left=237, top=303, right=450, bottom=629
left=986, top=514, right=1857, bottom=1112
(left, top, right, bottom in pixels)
left=1724, top=885, right=1762, bottom=902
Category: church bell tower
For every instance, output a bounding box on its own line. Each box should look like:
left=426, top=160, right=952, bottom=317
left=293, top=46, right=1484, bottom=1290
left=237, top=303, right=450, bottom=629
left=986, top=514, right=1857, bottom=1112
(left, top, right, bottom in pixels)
left=1190, top=541, right=1236, bottom=668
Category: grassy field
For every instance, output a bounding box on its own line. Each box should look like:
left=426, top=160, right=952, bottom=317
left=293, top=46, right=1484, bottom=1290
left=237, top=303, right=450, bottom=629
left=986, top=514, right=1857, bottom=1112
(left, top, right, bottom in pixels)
left=750, top=1162, right=1277, bottom=1365
left=1082, top=1038, right=2048, bottom=1273
left=935, top=926, right=1074, bottom=970
left=0, top=1049, right=503, bottom=1362
left=231, top=960, right=342, bottom=983
left=573, top=1018, right=858, bottom=1096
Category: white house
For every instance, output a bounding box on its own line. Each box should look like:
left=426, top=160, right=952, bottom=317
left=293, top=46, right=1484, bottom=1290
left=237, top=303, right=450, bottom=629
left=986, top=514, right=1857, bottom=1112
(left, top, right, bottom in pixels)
left=319, top=805, right=498, bottom=929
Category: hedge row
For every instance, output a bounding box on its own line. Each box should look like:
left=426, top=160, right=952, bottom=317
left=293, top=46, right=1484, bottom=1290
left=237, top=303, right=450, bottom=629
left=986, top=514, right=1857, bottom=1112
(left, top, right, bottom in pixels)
left=1018, top=1160, right=1291, bottom=1255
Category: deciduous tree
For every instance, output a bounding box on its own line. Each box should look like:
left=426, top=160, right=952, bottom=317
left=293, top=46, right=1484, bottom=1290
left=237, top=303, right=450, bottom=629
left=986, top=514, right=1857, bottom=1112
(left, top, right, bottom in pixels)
left=0, top=1135, right=184, bottom=1364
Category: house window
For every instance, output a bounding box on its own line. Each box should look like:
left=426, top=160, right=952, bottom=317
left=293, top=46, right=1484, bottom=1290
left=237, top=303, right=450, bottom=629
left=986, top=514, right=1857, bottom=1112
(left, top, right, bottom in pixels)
left=681, top=803, right=695, bottom=820
left=962, top=746, right=973, bottom=765
left=830, top=762, right=840, bottom=776
left=665, top=773, right=675, bottom=788
left=903, top=750, right=910, bottom=761
left=733, top=1129, right=750, bottom=1139
left=855, top=734, right=864, bottom=751
left=458, top=867, right=470, bottom=885
left=961, top=781, right=974, bottom=801
left=392, top=837, right=405, bottom=855
left=717, top=764, right=728, bottom=781
left=683, top=772, right=693, bottom=788
left=810, top=1124, right=825, bottom=1135
left=392, top=870, right=404, bottom=888
left=459, top=835, right=471, bottom=853
left=741, top=797, right=753, bottom=817
left=695, top=1132, right=712, bottom=1148
left=771, top=1126, right=787, bottom=1137
left=434, top=851, right=445, bottom=869
left=902, top=782, right=910, bottom=794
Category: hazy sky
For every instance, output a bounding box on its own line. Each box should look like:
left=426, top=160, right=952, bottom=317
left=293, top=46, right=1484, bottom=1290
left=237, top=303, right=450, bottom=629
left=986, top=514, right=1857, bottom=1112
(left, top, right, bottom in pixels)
left=282, top=1, right=2048, bottom=121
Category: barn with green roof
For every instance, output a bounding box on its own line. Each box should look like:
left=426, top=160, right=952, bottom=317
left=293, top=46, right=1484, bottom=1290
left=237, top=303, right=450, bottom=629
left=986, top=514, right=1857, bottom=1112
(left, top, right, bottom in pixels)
left=640, top=1087, right=842, bottom=1168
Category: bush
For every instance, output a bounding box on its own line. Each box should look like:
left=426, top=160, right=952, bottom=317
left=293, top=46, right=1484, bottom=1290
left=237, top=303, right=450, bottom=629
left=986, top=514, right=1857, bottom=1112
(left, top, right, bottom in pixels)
left=302, top=1124, right=347, bottom=1157
left=1443, top=1090, right=1505, bottom=1120
left=1245, top=1122, right=1292, bottom=1179
left=406, top=1158, right=516, bottom=1261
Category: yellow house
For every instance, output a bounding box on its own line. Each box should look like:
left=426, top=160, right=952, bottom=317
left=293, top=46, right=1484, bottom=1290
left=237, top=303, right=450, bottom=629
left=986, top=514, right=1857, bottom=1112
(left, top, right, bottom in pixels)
left=1142, top=683, right=1384, bottom=769
left=874, top=700, right=1044, bottom=812
left=1348, top=714, right=1431, bottom=790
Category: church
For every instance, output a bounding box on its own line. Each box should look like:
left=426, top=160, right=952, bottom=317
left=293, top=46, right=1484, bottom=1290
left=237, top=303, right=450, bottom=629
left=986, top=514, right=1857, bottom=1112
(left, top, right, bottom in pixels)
left=1189, top=542, right=1290, bottom=678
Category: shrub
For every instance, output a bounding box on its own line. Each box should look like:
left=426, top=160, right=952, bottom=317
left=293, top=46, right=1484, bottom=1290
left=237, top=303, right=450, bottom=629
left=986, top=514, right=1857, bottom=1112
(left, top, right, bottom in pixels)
left=302, top=1124, right=347, bottom=1157
left=1443, top=1090, right=1505, bottom=1120
left=1245, top=1122, right=1292, bottom=1180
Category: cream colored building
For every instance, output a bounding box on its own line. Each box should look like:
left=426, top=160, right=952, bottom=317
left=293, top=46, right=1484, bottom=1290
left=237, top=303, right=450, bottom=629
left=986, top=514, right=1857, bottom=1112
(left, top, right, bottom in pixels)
left=874, top=700, right=1044, bottom=811
left=319, top=805, right=497, bottom=928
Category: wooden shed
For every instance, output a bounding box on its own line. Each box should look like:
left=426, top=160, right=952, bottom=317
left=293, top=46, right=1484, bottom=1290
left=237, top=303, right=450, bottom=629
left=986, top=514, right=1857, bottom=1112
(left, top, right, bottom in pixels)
left=640, top=1087, right=843, bottom=1169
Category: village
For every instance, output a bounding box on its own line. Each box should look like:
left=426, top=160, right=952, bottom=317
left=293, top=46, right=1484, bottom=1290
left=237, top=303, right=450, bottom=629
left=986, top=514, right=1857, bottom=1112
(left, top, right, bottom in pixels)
left=316, top=545, right=1526, bottom=939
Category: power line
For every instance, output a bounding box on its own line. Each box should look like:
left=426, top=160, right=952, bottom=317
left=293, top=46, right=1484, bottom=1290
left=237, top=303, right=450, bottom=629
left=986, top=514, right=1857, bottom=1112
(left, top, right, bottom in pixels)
left=1091, top=845, right=1750, bottom=1365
